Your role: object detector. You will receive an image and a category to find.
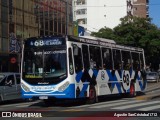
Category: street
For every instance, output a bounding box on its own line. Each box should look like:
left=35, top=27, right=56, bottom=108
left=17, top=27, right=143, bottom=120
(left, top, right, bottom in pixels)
left=0, top=82, right=160, bottom=119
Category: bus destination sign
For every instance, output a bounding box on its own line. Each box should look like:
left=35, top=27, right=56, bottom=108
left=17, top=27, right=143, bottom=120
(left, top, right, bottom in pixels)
left=30, top=39, right=62, bottom=46
left=25, top=37, right=65, bottom=48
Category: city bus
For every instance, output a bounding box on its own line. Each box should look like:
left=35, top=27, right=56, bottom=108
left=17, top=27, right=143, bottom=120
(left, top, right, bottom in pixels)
left=21, top=35, right=147, bottom=105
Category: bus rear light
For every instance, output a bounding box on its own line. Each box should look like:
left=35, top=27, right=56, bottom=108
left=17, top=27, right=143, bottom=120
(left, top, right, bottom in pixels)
left=21, top=83, right=30, bottom=92
left=58, top=81, right=69, bottom=92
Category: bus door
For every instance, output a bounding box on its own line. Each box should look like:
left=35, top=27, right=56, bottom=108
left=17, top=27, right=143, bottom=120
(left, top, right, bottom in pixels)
left=112, top=49, right=123, bottom=94
left=72, top=44, right=84, bottom=98
left=101, top=47, right=113, bottom=95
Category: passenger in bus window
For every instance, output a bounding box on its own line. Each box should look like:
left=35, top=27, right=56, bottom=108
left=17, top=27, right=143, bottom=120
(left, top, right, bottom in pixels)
left=135, top=60, right=140, bottom=70
left=90, top=58, right=96, bottom=69
left=126, top=59, right=132, bottom=70
left=118, top=61, right=122, bottom=70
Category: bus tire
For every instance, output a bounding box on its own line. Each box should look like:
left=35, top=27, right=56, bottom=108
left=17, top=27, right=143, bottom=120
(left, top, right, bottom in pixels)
left=129, top=83, right=136, bottom=98
left=86, top=86, right=98, bottom=104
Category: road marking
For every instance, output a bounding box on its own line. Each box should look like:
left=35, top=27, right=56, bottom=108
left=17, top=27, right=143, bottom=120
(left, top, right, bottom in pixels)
left=89, top=100, right=143, bottom=109
left=137, top=104, right=160, bottom=111
left=69, top=99, right=128, bottom=108
left=61, top=109, right=84, bottom=112
left=16, top=104, right=32, bottom=108
left=112, top=101, right=160, bottom=110
left=0, top=101, right=39, bottom=108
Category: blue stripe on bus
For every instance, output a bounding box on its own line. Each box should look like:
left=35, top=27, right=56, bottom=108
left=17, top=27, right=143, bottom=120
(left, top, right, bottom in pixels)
left=76, top=71, right=83, bottom=83
left=93, top=69, right=98, bottom=78
left=106, top=70, right=122, bottom=93
left=116, top=83, right=122, bottom=93
left=79, top=83, right=89, bottom=97
left=137, top=74, right=143, bottom=90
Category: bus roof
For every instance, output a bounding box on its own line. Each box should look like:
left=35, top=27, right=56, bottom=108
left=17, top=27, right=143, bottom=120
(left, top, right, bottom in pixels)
left=80, top=36, right=116, bottom=44
left=68, top=35, right=143, bottom=52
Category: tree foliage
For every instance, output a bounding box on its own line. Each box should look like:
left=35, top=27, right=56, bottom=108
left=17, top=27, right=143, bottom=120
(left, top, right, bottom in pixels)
left=91, top=16, right=160, bottom=70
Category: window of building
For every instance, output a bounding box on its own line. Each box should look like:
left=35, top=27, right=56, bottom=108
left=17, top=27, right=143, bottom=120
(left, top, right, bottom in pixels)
left=45, top=20, right=48, bottom=30
left=76, top=0, right=86, bottom=5
left=58, top=22, right=61, bottom=33
left=76, top=9, right=87, bottom=15
left=54, top=21, right=57, bottom=33
left=62, top=24, right=66, bottom=34
left=40, top=30, right=44, bottom=36
left=50, top=20, right=53, bottom=31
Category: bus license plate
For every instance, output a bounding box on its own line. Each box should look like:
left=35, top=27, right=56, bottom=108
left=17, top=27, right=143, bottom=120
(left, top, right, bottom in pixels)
left=39, top=96, right=48, bottom=99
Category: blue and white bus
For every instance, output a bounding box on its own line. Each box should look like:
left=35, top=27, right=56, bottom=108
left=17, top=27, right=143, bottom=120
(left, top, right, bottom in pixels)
left=21, top=35, right=147, bottom=105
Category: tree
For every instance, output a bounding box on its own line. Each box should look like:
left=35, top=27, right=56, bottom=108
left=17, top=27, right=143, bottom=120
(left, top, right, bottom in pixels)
left=91, top=16, right=160, bottom=70
left=91, top=27, right=116, bottom=40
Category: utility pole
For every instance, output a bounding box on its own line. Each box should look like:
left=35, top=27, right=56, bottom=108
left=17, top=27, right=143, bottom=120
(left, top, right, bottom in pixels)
left=66, top=0, right=68, bottom=35
left=23, top=0, right=24, bottom=39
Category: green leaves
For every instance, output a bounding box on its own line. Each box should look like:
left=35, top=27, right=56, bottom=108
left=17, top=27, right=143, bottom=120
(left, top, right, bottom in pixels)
left=91, top=16, right=160, bottom=70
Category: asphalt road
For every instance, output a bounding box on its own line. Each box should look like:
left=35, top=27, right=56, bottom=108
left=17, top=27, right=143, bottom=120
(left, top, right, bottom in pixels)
left=0, top=82, right=160, bottom=120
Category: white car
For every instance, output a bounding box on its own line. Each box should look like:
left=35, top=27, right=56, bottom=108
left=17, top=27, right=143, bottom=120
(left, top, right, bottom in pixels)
left=146, top=72, right=159, bottom=83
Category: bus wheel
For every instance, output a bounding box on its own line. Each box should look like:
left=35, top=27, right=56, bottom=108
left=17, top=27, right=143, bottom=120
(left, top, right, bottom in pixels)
left=129, top=83, right=136, bottom=98
left=86, top=86, right=98, bottom=104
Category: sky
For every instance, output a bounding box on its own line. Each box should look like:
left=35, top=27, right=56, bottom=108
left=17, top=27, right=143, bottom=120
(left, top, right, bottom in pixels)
left=149, top=0, right=160, bottom=28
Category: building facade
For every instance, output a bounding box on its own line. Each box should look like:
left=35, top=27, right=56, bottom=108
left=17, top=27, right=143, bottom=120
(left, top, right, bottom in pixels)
left=73, top=0, right=149, bottom=33
left=0, top=0, right=73, bottom=72
left=127, top=0, right=149, bottom=18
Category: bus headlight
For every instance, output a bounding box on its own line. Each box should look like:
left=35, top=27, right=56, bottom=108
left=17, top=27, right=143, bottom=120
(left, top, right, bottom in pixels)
left=58, top=81, right=69, bottom=92
left=21, top=83, right=30, bottom=92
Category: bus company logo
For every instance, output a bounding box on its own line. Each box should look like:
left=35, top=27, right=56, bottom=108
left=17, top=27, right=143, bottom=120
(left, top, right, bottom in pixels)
left=2, top=112, right=11, bottom=117
left=101, top=71, right=105, bottom=80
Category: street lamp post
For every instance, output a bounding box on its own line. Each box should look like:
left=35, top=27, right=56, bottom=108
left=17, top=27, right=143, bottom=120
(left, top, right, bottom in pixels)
left=66, top=0, right=68, bottom=35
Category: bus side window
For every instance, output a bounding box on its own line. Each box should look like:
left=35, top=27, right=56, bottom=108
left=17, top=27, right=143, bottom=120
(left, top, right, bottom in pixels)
left=140, top=53, right=144, bottom=70
left=131, top=52, right=140, bottom=70
left=73, top=44, right=83, bottom=73
left=89, top=46, right=102, bottom=69
left=102, top=48, right=113, bottom=70
left=68, top=48, right=74, bottom=75
left=82, top=45, right=90, bottom=69
left=122, top=51, right=132, bottom=70
left=113, top=49, right=122, bottom=70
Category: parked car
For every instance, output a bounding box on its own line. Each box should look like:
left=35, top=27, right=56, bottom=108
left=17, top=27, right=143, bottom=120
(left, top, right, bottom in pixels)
left=0, top=72, right=21, bottom=102
left=146, top=72, right=159, bottom=83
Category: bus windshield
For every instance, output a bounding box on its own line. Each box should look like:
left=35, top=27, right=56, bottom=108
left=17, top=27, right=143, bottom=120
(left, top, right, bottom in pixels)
left=22, top=48, right=67, bottom=85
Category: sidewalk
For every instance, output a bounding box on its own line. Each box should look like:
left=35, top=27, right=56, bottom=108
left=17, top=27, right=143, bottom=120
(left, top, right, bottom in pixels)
left=136, top=82, right=160, bottom=100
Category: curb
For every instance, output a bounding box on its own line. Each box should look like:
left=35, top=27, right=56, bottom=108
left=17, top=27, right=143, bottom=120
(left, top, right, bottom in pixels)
left=136, top=94, right=160, bottom=100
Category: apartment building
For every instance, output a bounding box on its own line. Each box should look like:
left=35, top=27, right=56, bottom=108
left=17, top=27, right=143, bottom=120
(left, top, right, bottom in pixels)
left=127, top=0, right=149, bottom=18
left=73, top=0, right=149, bottom=33
left=0, top=0, right=73, bottom=72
